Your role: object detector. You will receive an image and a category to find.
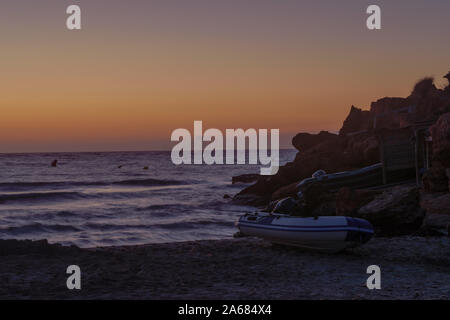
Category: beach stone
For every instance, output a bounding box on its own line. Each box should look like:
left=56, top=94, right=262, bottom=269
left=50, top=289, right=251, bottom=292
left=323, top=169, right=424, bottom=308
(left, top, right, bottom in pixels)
left=358, top=185, right=425, bottom=235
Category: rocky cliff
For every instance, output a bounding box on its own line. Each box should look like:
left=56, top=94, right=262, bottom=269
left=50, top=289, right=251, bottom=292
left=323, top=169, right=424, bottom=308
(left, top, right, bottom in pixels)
left=233, top=71, right=450, bottom=235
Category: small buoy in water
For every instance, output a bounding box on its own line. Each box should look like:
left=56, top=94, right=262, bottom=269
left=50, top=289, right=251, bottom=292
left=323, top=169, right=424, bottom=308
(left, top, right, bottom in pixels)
left=51, top=160, right=58, bottom=167
left=118, top=165, right=123, bottom=169
left=143, top=166, right=149, bottom=170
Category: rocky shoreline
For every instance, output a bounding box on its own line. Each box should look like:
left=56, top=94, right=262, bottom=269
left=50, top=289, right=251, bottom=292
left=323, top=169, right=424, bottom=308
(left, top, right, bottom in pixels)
left=232, top=71, right=450, bottom=237
left=0, top=237, right=449, bottom=299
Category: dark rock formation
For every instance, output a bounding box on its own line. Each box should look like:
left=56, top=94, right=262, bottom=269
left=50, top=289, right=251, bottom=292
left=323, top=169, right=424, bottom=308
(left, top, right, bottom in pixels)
left=271, top=182, right=299, bottom=201
left=421, top=112, right=450, bottom=193
left=419, top=193, right=450, bottom=236
left=422, top=164, right=448, bottom=193
left=430, top=112, right=450, bottom=167
left=301, top=182, right=336, bottom=216
left=335, top=187, right=381, bottom=216
left=232, top=174, right=260, bottom=184
left=411, top=77, right=450, bottom=121
left=357, top=185, right=425, bottom=236
left=370, top=97, right=410, bottom=116
left=339, top=106, right=373, bottom=135
left=447, top=169, right=450, bottom=192
left=0, top=239, right=80, bottom=256
left=234, top=70, right=450, bottom=219
left=292, top=131, right=338, bottom=151
left=231, top=194, right=269, bottom=207
left=445, top=72, right=450, bottom=93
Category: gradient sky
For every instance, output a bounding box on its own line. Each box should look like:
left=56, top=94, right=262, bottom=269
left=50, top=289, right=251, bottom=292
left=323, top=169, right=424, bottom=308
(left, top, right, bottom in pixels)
left=1, top=0, right=450, bottom=152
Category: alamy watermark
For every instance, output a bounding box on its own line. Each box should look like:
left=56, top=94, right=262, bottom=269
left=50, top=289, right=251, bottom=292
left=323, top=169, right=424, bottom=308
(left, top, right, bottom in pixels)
left=65, top=5, right=381, bottom=31
left=171, top=121, right=280, bottom=175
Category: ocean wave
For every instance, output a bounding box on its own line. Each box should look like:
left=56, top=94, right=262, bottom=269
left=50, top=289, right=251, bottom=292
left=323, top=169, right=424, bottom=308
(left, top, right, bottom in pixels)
left=0, top=191, right=85, bottom=203
left=83, top=220, right=234, bottom=231
left=112, top=178, right=191, bottom=186
left=0, top=223, right=81, bottom=235
left=135, top=204, right=187, bottom=211
left=0, top=178, right=194, bottom=191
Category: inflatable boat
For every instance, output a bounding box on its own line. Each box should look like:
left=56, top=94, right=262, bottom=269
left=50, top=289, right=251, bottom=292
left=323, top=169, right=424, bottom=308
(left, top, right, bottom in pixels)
left=236, top=213, right=374, bottom=252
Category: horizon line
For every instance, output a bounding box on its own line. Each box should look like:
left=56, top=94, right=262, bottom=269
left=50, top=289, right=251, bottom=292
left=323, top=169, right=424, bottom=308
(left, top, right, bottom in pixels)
left=0, top=148, right=296, bottom=155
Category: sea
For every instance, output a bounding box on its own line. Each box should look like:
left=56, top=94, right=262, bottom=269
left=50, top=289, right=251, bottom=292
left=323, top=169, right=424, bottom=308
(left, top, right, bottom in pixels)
left=0, top=150, right=296, bottom=247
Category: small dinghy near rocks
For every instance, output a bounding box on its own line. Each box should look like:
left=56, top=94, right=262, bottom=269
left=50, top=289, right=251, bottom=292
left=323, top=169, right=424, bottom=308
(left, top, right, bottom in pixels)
left=236, top=213, right=374, bottom=252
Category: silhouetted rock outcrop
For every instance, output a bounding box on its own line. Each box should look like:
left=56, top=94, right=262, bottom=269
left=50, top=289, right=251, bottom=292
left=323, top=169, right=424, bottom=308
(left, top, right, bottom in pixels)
left=292, top=131, right=338, bottom=152
left=234, top=70, right=450, bottom=235
left=339, top=106, right=373, bottom=135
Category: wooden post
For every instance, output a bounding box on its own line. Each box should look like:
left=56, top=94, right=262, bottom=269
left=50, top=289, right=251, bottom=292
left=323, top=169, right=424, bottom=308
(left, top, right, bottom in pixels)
left=414, top=130, right=419, bottom=186
left=380, top=137, right=387, bottom=184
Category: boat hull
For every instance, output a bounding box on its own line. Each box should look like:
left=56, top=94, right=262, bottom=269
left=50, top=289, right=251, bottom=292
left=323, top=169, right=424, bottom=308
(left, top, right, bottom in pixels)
left=237, top=214, right=374, bottom=252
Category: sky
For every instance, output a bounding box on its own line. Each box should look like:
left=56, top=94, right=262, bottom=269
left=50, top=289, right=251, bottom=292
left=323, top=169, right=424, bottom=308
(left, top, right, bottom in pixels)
left=1, top=0, right=449, bottom=153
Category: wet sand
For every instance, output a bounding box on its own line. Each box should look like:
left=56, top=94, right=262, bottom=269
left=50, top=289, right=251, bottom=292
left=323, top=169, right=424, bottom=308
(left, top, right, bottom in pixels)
left=0, top=237, right=449, bottom=299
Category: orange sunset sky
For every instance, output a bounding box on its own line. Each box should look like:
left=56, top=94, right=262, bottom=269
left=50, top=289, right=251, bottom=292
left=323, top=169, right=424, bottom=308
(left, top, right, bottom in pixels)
left=1, top=0, right=450, bottom=152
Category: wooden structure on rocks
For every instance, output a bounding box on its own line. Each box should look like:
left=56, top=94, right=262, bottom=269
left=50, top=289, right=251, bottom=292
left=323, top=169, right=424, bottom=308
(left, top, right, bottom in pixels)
left=377, top=120, right=435, bottom=185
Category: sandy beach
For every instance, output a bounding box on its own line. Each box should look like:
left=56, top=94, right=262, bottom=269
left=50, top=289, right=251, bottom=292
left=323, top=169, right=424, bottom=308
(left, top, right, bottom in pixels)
left=0, top=236, right=449, bottom=300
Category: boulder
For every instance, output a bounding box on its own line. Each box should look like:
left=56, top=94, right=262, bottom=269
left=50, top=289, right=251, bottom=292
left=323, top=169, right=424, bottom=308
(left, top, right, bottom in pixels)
left=335, top=187, right=381, bottom=216
left=344, top=133, right=379, bottom=166
left=271, top=182, right=299, bottom=201
left=419, top=214, right=450, bottom=236
left=232, top=174, right=260, bottom=184
left=420, top=192, right=450, bottom=215
left=422, top=164, right=448, bottom=193
left=357, top=185, right=425, bottom=236
left=292, top=131, right=338, bottom=152
left=419, top=193, right=450, bottom=235
left=339, top=106, right=373, bottom=135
